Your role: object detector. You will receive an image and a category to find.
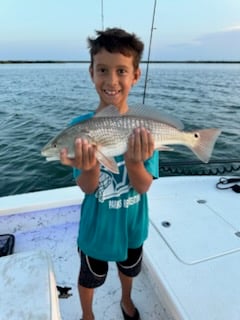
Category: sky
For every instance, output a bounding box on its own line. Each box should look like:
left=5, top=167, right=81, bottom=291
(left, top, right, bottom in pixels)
left=1, top=0, right=240, bottom=61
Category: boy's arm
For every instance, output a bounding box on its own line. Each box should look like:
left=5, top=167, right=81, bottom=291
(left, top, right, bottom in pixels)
left=75, top=164, right=100, bottom=194
left=125, top=160, right=153, bottom=194
left=60, top=138, right=100, bottom=194
left=124, top=127, right=155, bottom=194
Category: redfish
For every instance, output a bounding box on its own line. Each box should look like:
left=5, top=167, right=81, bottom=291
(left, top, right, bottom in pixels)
left=41, top=104, right=221, bottom=174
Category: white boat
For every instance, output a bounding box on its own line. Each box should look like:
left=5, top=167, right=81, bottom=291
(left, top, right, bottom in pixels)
left=0, top=175, right=239, bottom=320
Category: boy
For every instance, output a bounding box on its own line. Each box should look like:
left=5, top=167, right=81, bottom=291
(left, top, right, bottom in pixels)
left=60, top=28, right=159, bottom=320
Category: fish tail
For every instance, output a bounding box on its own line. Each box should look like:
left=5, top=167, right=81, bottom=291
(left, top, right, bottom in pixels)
left=190, top=128, right=221, bottom=163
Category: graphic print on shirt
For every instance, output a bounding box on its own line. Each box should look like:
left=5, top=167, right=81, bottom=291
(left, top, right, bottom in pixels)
left=95, top=160, right=131, bottom=203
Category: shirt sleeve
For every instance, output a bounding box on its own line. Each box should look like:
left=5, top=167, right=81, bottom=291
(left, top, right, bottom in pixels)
left=73, top=167, right=81, bottom=179
left=69, top=112, right=94, bottom=126
left=144, top=150, right=159, bottom=178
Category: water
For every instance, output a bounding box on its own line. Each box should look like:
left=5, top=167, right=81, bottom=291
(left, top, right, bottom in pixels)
left=0, top=63, right=239, bottom=197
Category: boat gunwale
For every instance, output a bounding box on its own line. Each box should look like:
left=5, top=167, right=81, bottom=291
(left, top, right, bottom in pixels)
left=0, top=186, right=84, bottom=216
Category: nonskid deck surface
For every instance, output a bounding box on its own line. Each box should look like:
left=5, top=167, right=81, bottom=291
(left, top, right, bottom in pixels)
left=0, top=203, right=169, bottom=320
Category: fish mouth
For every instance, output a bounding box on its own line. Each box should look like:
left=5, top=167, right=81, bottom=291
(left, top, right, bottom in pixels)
left=41, top=148, right=53, bottom=157
left=41, top=145, right=57, bottom=157
left=41, top=147, right=60, bottom=161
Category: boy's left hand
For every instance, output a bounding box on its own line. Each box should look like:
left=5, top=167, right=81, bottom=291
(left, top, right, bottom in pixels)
left=125, top=127, right=154, bottom=162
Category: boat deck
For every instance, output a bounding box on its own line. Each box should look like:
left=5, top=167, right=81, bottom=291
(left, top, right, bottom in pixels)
left=1, top=175, right=239, bottom=320
left=0, top=187, right=170, bottom=320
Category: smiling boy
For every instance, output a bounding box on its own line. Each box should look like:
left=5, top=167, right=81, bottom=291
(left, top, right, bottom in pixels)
left=61, top=28, right=159, bottom=320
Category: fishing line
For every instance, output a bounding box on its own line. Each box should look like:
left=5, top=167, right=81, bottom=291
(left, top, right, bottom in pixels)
left=143, top=0, right=157, bottom=104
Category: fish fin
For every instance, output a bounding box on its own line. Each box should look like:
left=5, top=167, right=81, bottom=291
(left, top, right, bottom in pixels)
left=127, top=104, right=184, bottom=130
left=190, top=128, right=221, bottom=163
left=156, top=145, right=174, bottom=151
left=94, top=104, right=184, bottom=130
left=96, top=150, right=119, bottom=174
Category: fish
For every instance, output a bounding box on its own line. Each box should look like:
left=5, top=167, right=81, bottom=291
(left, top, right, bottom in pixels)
left=41, top=104, right=221, bottom=174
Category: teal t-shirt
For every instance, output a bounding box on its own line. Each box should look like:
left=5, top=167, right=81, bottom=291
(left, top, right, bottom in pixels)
left=74, top=153, right=159, bottom=262
left=70, top=112, right=159, bottom=261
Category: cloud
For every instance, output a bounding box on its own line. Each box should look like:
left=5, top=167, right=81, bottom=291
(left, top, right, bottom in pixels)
left=153, top=27, right=240, bottom=61
left=222, top=25, right=240, bottom=32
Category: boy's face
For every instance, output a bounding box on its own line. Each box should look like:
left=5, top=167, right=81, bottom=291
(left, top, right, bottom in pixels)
left=89, top=49, right=141, bottom=113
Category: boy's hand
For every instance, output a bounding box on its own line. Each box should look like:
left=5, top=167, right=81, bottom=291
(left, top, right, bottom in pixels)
left=125, top=127, right=154, bottom=162
left=60, top=138, right=98, bottom=171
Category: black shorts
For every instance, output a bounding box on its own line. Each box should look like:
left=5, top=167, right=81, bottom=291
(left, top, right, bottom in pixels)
left=78, top=246, right=143, bottom=288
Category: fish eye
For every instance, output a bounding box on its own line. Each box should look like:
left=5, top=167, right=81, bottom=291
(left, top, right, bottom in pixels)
left=194, top=132, right=199, bottom=139
left=53, top=143, right=57, bottom=148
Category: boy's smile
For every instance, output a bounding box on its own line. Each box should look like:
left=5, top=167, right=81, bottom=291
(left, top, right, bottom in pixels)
left=103, top=88, right=121, bottom=98
left=90, top=49, right=141, bottom=113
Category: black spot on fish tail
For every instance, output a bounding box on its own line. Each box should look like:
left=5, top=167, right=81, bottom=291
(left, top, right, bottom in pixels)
left=190, top=128, right=221, bottom=163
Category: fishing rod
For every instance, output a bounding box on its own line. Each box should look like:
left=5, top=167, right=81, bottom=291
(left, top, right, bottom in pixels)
left=143, top=0, right=157, bottom=104
left=101, top=0, right=104, bottom=30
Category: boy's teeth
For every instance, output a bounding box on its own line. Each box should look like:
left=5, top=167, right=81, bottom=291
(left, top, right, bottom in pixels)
left=105, top=90, right=118, bottom=95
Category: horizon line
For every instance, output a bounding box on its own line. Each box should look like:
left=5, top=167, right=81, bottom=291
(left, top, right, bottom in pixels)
left=0, top=60, right=240, bottom=64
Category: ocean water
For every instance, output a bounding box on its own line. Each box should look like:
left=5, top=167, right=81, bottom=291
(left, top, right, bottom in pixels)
left=0, top=63, right=239, bottom=197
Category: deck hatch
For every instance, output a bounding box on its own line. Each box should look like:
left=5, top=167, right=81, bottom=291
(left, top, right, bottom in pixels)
left=149, top=196, right=240, bottom=264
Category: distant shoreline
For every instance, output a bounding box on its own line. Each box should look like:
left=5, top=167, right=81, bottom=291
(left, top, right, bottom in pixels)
left=0, top=60, right=240, bottom=64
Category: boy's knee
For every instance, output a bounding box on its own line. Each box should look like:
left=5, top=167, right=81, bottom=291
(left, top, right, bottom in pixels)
left=117, top=246, right=143, bottom=277
left=79, top=251, right=108, bottom=288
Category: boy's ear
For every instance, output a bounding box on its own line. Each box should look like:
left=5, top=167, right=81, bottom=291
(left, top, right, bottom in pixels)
left=89, top=66, right=94, bottom=80
left=133, top=68, right=141, bottom=85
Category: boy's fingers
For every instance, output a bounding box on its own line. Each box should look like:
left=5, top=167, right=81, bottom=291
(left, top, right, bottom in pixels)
left=128, top=128, right=154, bottom=161
left=140, top=128, right=149, bottom=156
left=74, top=138, right=84, bottom=160
left=60, top=148, right=74, bottom=166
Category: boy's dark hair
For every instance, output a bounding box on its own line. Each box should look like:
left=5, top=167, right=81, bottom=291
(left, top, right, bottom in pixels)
left=87, top=28, right=144, bottom=69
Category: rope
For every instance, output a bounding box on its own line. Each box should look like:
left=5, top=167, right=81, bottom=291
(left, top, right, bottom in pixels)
left=159, top=159, right=240, bottom=176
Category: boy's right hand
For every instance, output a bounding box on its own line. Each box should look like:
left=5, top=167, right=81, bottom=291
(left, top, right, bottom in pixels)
left=60, top=138, right=98, bottom=171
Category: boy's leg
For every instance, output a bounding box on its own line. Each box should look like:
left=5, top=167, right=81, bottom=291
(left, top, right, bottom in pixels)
left=117, top=246, right=143, bottom=317
left=78, top=251, right=108, bottom=320
left=78, top=285, right=94, bottom=320
left=118, top=270, right=136, bottom=317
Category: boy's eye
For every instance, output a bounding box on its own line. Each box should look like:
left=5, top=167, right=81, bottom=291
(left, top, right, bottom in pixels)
left=96, top=67, right=128, bottom=75
left=96, top=67, right=107, bottom=74
left=118, top=69, right=127, bottom=75
left=98, top=68, right=106, bottom=73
